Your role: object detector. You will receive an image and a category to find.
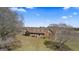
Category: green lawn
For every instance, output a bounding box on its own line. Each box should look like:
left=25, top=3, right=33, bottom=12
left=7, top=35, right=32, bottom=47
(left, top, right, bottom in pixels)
left=15, top=34, right=51, bottom=51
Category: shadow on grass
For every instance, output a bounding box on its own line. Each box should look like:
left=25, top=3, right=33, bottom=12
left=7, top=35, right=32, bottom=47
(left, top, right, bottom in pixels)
left=44, top=40, right=72, bottom=51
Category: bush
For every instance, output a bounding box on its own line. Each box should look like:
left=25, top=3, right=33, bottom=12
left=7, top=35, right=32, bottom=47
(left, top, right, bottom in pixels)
left=0, top=37, right=22, bottom=51
left=6, top=39, right=21, bottom=50
left=24, top=31, right=30, bottom=36
left=44, top=40, right=72, bottom=51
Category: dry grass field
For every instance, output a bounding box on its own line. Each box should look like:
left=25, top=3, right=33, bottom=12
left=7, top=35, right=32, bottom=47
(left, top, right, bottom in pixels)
left=65, top=38, right=79, bottom=51
left=15, top=34, right=79, bottom=51
left=15, top=34, right=51, bottom=51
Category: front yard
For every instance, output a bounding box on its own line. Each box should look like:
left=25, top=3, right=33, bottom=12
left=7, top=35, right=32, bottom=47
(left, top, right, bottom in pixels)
left=15, top=34, right=51, bottom=51
left=15, top=34, right=79, bottom=51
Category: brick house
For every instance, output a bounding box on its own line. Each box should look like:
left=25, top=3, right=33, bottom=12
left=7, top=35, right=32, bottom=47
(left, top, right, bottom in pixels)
left=23, top=27, right=51, bottom=38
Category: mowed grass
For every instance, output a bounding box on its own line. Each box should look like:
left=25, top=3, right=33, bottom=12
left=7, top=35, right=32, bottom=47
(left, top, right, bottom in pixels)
left=65, top=38, right=79, bottom=51
left=15, top=34, right=51, bottom=51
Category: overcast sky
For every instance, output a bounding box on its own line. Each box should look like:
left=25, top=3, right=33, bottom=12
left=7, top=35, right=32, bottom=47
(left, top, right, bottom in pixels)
left=11, top=7, right=79, bottom=27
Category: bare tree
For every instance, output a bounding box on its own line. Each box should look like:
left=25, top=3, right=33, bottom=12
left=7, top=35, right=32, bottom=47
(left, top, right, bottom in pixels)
left=48, top=23, right=75, bottom=50
left=0, top=8, right=23, bottom=50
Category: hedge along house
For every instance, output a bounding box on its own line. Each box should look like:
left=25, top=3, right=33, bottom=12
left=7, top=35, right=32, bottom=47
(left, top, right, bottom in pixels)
left=23, top=27, right=51, bottom=38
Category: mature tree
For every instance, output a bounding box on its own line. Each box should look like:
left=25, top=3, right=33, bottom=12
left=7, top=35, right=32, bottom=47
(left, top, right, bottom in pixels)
left=48, top=23, right=76, bottom=50
left=0, top=8, right=23, bottom=50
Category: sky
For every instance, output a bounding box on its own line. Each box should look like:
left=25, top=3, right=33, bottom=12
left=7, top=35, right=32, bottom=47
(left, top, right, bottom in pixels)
left=11, top=7, right=79, bottom=27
